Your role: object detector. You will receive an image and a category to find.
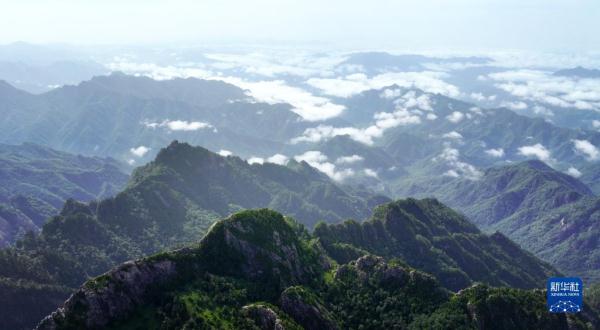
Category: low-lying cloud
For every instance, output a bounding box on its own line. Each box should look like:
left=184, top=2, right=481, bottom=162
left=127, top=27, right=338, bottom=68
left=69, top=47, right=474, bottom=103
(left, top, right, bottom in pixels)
left=518, top=143, right=552, bottom=162
left=294, top=151, right=355, bottom=181
left=144, top=119, right=213, bottom=131
left=307, top=71, right=460, bottom=98
left=434, top=146, right=482, bottom=180
left=489, top=70, right=600, bottom=112
left=130, top=145, right=150, bottom=157
left=572, top=139, right=599, bottom=161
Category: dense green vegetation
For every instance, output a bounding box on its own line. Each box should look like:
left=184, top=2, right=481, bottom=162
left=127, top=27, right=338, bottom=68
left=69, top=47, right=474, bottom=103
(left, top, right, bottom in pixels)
left=0, top=143, right=128, bottom=246
left=0, top=73, right=310, bottom=160
left=314, top=198, right=557, bottom=291
left=0, top=143, right=591, bottom=329
left=37, top=209, right=597, bottom=330
left=0, top=141, right=372, bottom=330
left=400, top=160, right=600, bottom=282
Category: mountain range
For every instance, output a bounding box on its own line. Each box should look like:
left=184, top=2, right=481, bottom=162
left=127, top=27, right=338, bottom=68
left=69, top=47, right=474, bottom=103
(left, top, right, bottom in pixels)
left=36, top=208, right=594, bottom=329
left=0, top=142, right=563, bottom=330
left=402, top=159, right=600, bottom=282
left=1, top=70, right=600, bottom=329
left=0, top=143, right=128, bottom=247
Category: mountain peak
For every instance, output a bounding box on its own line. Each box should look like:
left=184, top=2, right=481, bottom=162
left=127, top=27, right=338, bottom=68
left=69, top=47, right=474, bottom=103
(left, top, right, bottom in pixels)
left=520, top=159, right=552, bottom=171
left=36, top=209, right=329, bottom=329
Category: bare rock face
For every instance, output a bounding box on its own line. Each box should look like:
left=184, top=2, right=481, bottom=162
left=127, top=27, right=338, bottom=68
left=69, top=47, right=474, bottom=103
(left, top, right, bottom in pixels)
left=36, top=259, right=176, bottom=330
left=279, top=286, right=338, bottom=330
left=242, top=304, right=287, bottom=330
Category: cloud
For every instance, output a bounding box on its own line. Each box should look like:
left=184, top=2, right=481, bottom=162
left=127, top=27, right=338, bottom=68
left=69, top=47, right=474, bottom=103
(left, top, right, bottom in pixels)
left=518, top=143, right=552, bottom=162
left=143, top=119, right=213, bottom=131
left=109, top=58, right=346, bottom=122
left=572, top=139, right=600, bottom=161
left=394, top=91, right=434, bottom=111
left=469, top=92, right=496, bottom=102
left=426, top=113, right=438, bottom=120
left=107, top=60, right=213, bottom=80
left=307, top=71, right=460, bottom=98
left=294, top=151, right=354, bottom=181
left=566, top=167, right=582, bottom=178
left=220, top=78, right=345, bottom=121
left=380, top=88, right=402, bottom=99
left=593, top=120, right=600, bottom=129
left=166, top=120, right=212, bottom=131
left=485, top=148, right=505, bottom=158
left=446, top=111, right=464, bottom=123
left=218, top=149, right=233, bottom=157
left=127, top=159, right=136, bottom=165
left=335, top=155, right=364, bottom=165
left=443, top=131, right=463, bottom=140
left=434, top=146, right=482, bottom=180
left=291, top=106, right=421, bottom=146
left=204, top=52, right=345, bottom=78
left=489, top=70, right=600, bottom=112
left=364, top=168, right=378, bottom=178
left=130, top=146, right=150, bottom=157
left=266, top=153, right=289, bottom=165
left=500, top=101, right=528, bottom=111
left=247, top=157, right=264, bottom=165
left=532, top=105, right=554, bottom=116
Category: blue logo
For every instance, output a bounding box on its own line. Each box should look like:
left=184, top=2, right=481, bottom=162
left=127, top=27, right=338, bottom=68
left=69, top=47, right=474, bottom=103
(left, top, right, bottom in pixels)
left=547, top=277, right=583, bottom=313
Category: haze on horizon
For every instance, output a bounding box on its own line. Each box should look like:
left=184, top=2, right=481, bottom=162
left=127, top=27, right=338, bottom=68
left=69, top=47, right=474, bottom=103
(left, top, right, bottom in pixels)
left=0, top=0, right=599, bottom=52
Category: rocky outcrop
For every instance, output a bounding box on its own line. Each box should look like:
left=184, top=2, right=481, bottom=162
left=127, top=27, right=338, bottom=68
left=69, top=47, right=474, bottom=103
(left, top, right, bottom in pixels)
left=280, top=286, right=338, bottom=330
left=242, top=304, right=287, bottom=330
left=36, top=259, right=177, bottom=330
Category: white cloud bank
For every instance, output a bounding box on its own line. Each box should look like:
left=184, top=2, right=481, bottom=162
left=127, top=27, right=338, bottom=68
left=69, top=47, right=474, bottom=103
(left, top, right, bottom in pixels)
left=518, top=143, right=552, bottom=162
left=130, top=145, right=150, bottom=157
left=443, top=131, right=463, bottom=140
left=572, top=139, right=599, bottom=161
left=485, top=148, right=505, bottom=158
left=446, top=111, right=465, bottom=123
left=109, top=59, right=346, bottom=122
left=307, top=71, right=460, bottom=98
left=218, top=149, right=233, bottom=157
left=267, top=154, right=289, bottom=165
left=292, top=91, right=429, bottom=145
left=144, top=119, right=213, bottom=131
left=291, top=107, right=421, bottom=146
left=294, top=151, right=354, bottom=181
left=566, top=167, right=583, bottom=178
left=220, top=78, right=345, bottom=121
left=336, top=155, right=364, bottom=164
left=489, top=70, right=600, bottom=111
left=434, top=147, right=482, bottom=180
left=247, top=157, right=264, bottom=165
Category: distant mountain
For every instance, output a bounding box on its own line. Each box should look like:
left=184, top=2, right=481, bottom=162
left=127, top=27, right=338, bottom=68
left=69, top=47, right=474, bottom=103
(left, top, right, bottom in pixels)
left=0, top=60, right=108, bottom=93
left=340, top=52, right=491, bottom=76
left=0, top=143, right=128, bottom=247
left=404, top=160, right=600, bottom=282
left=0, top=74, right=310, bottom=161
left=0, top=142, right=566, bottom=329
left=554, top=66, right=600, bottom=79
left=314, top=198, right=556, bottom=291
left=0, top=141, right=374, bottom=329
left=335, top=86, right=600, bottom=193
left=36, top=209, right=593, bottom=330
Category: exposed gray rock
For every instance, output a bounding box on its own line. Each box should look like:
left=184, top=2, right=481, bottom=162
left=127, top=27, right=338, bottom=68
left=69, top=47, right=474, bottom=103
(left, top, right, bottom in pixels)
left=36, top=259, right=176, bottom=330
left=242, top=304, right=286, bottom=330
left=279, top=287, right=338, bottom=330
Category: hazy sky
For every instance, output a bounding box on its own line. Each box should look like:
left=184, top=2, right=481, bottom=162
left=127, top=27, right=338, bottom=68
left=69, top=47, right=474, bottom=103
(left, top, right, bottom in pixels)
left=0, top=0, right=598, bottom=51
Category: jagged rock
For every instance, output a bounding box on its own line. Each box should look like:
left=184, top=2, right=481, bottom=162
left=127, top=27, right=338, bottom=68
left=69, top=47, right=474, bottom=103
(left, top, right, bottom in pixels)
left=279, top=286, right=338, bottom=330
left=242, top=304, right=286, bottom=330
left=36, top=259, right=176, bottom=330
